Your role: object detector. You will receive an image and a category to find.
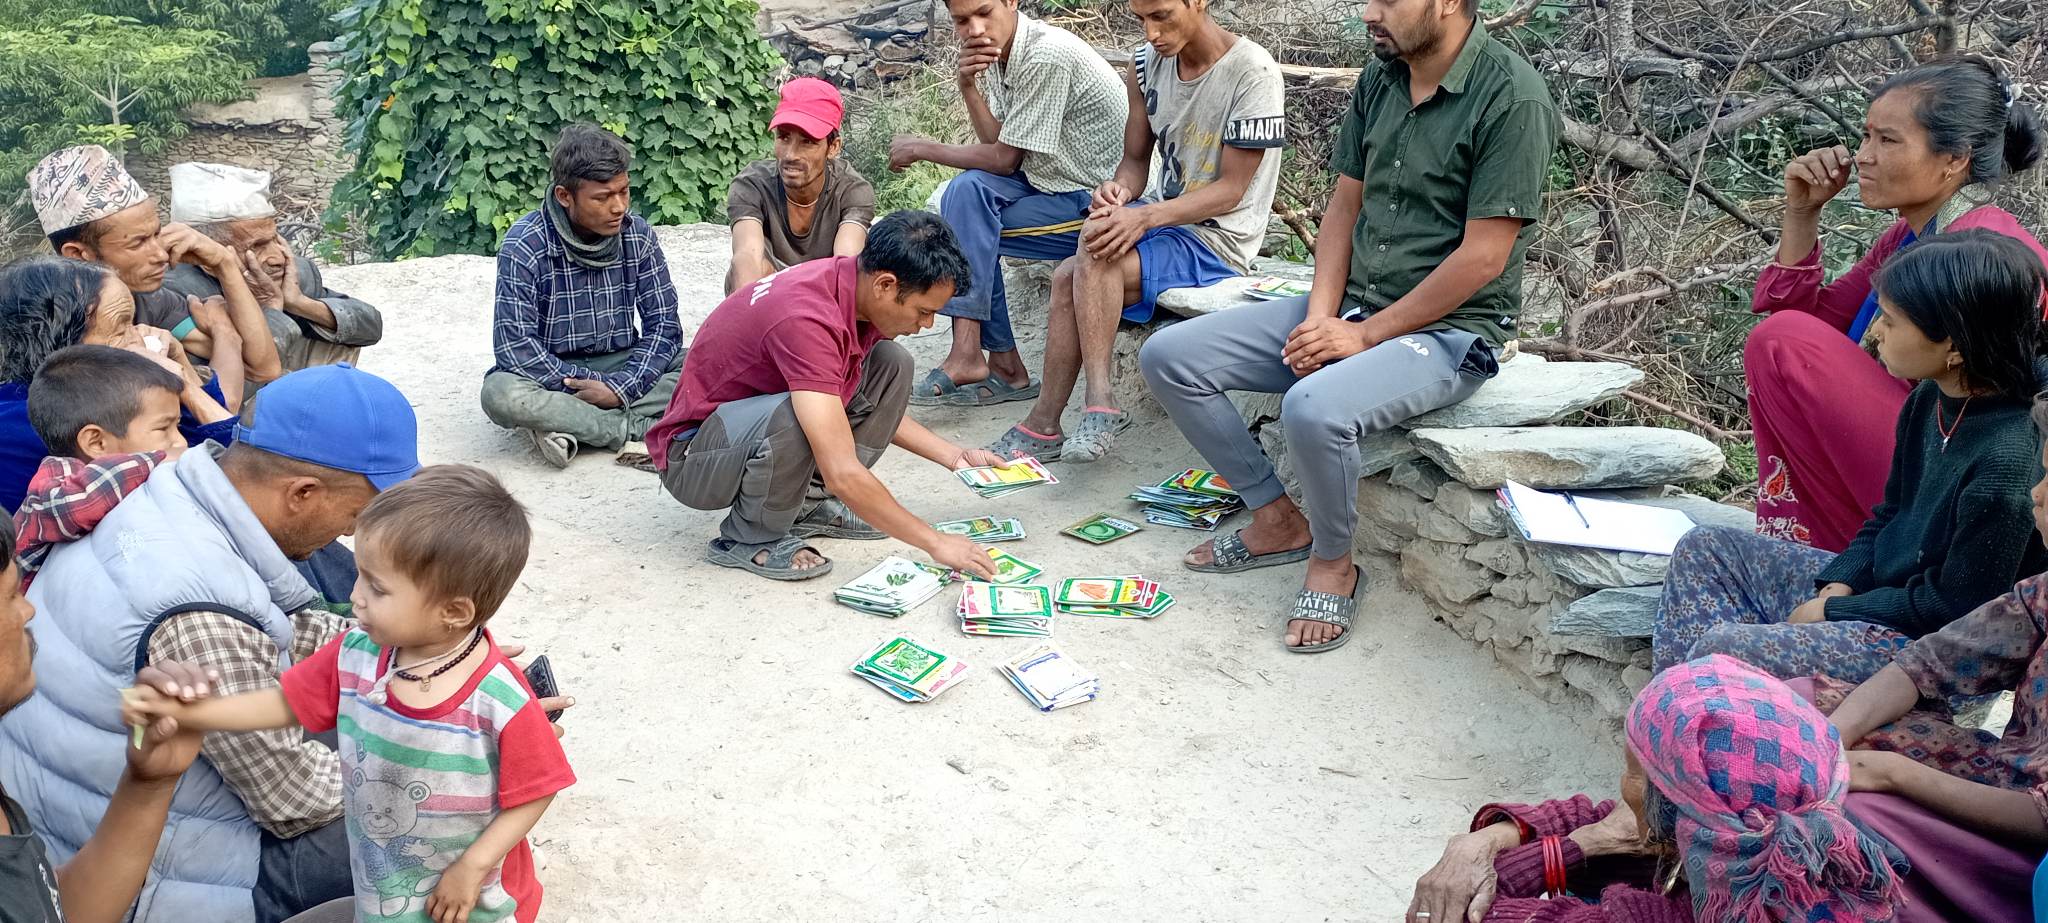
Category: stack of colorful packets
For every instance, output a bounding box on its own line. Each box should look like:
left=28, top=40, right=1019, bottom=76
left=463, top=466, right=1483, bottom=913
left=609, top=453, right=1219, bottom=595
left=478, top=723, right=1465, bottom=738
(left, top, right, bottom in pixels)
left=957, top=456, right=1059, bottom=498
left=957, top=582, right=1055, bottom=637
left=1130, top=468, right=1243, bottom=531
left=833, top=557, right=948, bottom=617
left=1053, top=575, right=1173, bottom=619
left=934, top=516, right=1027, bottom=542
left=850, top=636, right=969, bottom=702
left=999, top=644, right=1100, bottom=712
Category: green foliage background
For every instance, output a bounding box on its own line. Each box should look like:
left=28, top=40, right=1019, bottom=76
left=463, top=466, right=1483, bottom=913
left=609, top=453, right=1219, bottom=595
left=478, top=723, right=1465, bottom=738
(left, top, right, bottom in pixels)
left=0, top=0, right=345, bottom=238
left=0, top=11, right=250, bottom=225
left=329, top=0, right=781, bottom=259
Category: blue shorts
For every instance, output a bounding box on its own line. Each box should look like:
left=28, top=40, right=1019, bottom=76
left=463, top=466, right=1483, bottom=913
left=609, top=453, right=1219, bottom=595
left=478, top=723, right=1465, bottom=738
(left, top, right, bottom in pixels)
left=1128, top=225, right=1238, bottom=323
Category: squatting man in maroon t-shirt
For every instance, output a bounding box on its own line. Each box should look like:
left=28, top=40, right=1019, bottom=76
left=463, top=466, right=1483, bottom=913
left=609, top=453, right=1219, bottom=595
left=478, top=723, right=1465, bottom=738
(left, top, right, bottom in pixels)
left=646, top=211, right=1010, bottom=581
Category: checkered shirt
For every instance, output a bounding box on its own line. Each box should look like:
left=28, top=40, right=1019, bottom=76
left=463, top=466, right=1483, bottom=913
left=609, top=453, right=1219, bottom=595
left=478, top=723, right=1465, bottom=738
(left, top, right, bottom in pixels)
left=491, top=210, right=684, bottom=402
left=147, top=606, right=353, bottom=838
left=12, top=452, right=162, bottom=589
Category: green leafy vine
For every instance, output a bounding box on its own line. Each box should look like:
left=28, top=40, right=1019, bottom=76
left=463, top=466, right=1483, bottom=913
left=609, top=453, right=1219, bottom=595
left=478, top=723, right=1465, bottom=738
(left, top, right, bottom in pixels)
left=329, top=0, right=779, bottom=259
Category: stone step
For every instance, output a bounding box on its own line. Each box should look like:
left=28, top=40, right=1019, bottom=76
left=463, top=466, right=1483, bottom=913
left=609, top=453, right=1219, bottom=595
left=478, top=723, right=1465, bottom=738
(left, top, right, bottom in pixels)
left=1154, top=259, right=1314, bottom=317
left=1409, top=426, right=1725, bottom=490
left=1548, top=585, right=1663, bottom=638
left=1403, top=355, right=1641, bottom=429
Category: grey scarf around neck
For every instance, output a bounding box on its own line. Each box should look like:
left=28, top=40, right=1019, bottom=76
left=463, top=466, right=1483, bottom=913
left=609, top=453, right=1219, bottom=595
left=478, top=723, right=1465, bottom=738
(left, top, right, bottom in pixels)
left=545, top=195, right=623, bottom=269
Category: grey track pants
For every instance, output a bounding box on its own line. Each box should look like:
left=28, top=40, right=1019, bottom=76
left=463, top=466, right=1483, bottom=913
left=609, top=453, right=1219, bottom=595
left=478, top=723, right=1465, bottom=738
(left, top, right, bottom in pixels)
left=660, top=341, right=911, bottom=545
left=1138, top=294, right=1497, bottom=559
left=480, top=348, right=682, bottom=451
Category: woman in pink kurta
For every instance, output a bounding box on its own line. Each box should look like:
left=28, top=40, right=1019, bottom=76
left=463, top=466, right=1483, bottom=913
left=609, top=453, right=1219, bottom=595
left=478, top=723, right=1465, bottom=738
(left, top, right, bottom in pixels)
left=1747, top=56, right=2045, bottom=551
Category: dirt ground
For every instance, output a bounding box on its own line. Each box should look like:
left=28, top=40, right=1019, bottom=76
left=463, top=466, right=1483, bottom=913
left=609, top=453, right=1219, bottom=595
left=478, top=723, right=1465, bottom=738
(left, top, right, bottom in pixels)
left=322, top=225, right=1619, bottom=921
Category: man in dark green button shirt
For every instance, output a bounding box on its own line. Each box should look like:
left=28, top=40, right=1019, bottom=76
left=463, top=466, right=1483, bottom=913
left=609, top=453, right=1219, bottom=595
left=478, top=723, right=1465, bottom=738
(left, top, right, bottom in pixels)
left=1139, top=0, right=1558, bottom=653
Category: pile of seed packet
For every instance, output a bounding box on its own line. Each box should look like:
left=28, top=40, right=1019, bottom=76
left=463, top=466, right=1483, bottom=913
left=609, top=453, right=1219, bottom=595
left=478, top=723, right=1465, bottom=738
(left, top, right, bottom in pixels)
left=1130, top=468, right=1244, bottom=531
left=957, top=582, right=1055, bottom=637
left=934, top=516, right=1026, bottom=543
left=998, top=644, right=1100, bottom=712
left=851, top=636, right=969, bottom=702
left=833, top=556, right=949, bottom=617
left=956, top=456, right=1058, bottom=499
left=1053, top=575, right=1174, bottom=619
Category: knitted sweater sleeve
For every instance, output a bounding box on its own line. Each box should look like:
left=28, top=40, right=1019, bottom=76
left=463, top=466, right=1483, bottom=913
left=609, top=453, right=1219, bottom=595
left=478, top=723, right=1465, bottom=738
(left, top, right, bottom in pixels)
left=1824, top=452, right=2041, bottom=635
left=1473, top=796, right=1615, bottom=838
left=1816, top=389, right=1918, bottom=592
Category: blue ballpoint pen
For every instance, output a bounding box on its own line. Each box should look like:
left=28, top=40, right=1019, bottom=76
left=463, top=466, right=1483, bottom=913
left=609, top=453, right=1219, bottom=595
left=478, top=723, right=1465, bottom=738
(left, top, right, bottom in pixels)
left=1562, top=492, right=1591, bottom=528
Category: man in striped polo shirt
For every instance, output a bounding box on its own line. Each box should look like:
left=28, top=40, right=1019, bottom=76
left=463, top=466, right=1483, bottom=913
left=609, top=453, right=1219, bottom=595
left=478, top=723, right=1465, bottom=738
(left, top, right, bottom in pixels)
left=888, top=0, right=1127, bottom=408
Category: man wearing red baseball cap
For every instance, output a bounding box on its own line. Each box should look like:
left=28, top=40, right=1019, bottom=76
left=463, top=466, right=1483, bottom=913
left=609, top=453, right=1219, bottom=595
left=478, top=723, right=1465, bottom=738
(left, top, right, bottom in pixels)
left=725, top=77, right=876, bottom=294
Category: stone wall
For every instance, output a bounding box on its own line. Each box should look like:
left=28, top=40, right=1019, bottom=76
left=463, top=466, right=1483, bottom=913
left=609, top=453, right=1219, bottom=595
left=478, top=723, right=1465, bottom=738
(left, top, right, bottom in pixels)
left=1243, top=374, right=1755, bottom=715
left=998, top=229, right=1752, bottom=716
left=128, top=42, right=350, bottom=214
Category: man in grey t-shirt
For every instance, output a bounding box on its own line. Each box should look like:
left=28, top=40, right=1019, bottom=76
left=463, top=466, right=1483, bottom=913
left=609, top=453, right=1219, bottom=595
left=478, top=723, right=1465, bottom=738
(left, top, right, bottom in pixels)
left=726, top=78, right=876, bottom=294
left=888, top=0, right=1126, bottom=409
left=983, top=0, right=1283, bottom=465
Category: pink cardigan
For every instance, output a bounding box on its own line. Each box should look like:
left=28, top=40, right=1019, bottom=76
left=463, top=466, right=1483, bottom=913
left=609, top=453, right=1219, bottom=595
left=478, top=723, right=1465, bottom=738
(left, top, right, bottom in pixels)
left=1753, top=205, right=2048, bottom=334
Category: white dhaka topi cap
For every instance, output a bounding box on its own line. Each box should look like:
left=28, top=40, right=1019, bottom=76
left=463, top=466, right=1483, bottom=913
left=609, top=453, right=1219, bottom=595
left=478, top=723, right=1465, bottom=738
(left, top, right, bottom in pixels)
left=168, top=162, right=276, bottom=224
left=27, top=145, right=150, bottom=235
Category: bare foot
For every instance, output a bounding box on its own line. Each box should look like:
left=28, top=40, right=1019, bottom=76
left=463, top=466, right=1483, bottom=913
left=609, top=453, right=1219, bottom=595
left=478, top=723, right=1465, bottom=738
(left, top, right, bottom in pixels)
left=986, top=349, right=1032, bottom=389
left=1287, top=557, right=1359, bottom=648
left=755, top=546, right=827, bottom=570
left=924, top=359, right=993, bottom=395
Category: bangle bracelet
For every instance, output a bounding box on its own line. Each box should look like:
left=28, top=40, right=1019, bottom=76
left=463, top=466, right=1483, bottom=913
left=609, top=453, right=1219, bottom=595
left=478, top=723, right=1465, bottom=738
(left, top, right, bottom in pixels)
left=1540, top=835, right=1568, bottom=897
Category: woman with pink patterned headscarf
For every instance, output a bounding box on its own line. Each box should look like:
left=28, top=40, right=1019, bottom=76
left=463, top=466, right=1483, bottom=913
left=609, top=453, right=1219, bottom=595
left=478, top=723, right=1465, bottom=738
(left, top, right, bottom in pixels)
left=1408, top=655, right=1910, bottom=923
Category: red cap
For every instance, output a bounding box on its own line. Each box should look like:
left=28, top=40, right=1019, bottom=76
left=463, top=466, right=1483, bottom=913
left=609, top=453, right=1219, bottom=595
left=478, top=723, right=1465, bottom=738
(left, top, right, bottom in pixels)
left=769, top=77, right=844, bottom=140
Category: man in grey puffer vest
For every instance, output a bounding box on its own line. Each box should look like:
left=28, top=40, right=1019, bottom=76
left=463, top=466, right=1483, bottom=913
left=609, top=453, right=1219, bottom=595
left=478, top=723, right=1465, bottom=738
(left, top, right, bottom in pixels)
left=0, top=364, right=415, bottom=923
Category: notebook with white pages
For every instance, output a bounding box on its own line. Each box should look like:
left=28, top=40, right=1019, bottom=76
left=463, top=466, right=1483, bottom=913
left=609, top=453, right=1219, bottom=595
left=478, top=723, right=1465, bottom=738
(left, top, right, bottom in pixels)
left=1495, top=480, right=1699, bottom=556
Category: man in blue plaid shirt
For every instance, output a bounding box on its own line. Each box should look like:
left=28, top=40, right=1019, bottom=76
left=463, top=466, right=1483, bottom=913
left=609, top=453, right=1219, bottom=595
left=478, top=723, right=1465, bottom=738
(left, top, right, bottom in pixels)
left=483, top=123, right=684, bottom=470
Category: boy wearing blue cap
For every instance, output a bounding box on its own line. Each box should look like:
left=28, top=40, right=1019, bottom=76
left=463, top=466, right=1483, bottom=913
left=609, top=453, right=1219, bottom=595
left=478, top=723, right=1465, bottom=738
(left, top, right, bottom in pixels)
left=0, top=364, right=425, bottom=923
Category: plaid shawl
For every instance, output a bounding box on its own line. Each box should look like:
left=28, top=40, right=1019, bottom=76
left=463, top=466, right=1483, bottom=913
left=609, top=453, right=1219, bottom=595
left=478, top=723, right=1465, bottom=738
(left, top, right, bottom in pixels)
left=1626, top=655, right=1906, bottom=922
left=12, top=452, right=162, bottom=588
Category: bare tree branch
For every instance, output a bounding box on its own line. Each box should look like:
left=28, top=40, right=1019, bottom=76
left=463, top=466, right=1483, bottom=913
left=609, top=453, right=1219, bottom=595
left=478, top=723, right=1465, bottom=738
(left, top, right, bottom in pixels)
left=1622, top=390, right=1752, bottom=443
left=1639, top=15, right=1953, bottom=66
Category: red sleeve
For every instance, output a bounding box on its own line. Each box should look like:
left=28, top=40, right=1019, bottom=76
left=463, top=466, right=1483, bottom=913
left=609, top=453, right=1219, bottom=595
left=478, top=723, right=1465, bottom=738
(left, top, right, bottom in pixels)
left=278, top=635, right=343, bottom=734
left=497, top=701, right=575, bottom=809
left=763, top=316, right=850, bottom=396
left=1484, top=885, right=1691, bottom=923
left=1473, top=795, right=1614, bottom=839
left=1751, top=221, right=1909, bottom=329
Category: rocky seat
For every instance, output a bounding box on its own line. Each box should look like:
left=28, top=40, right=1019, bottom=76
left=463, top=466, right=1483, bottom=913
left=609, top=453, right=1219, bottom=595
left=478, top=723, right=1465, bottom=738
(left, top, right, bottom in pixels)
left=972, top=211, right=1749, bottom=715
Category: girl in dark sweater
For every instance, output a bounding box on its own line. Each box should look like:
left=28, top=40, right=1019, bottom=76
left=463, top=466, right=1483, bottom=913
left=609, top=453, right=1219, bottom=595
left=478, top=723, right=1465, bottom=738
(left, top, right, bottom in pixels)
left=1653, top=228, right=2048, bottom=681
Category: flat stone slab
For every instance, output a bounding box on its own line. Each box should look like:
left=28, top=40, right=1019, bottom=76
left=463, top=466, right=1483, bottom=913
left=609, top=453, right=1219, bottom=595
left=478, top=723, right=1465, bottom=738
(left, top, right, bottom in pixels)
left=1361, top=429, right=1421, bottom=478
left=1548, top=585, right=1664, bottom=638
left=1155, top=259, right=1313, bottom=317
left=1404, top=358, right=1642, bottom=429
left=1529, top=542, right=1670, bottom=589
left=1409, top=426, right=1724, bottom=490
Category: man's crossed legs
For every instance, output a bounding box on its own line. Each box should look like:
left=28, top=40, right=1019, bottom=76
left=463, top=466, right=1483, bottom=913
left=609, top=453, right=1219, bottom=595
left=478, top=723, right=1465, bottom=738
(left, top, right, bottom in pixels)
left=482, top=349, right=683, bottom=469
left=1139, top=294, right=1496, bottom=651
